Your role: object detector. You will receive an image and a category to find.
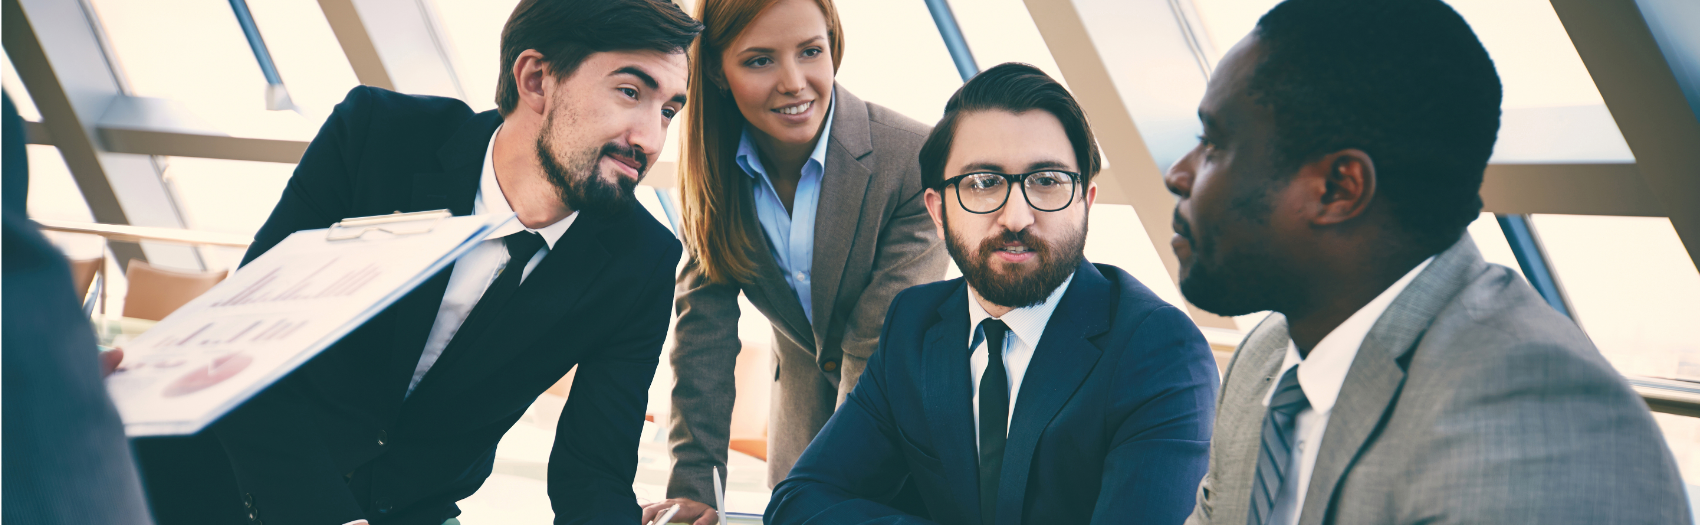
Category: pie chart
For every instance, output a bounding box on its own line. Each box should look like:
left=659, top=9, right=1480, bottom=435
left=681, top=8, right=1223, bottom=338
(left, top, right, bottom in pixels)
left=162, top=352, right=253, bottom=398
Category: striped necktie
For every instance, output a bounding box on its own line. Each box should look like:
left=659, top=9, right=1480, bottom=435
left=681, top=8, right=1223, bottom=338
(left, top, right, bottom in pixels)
left=1249, top=365, right=1309, bottom=525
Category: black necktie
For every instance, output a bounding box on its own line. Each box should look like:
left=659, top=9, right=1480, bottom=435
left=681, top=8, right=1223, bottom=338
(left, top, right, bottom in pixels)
left=442, top=231, right=545, bottom=355
left=977, top=318, right=1010, bottom=525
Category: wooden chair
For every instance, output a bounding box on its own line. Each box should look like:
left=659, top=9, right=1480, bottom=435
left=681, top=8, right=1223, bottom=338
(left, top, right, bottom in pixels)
left=122, top=260, right=228, bottom=321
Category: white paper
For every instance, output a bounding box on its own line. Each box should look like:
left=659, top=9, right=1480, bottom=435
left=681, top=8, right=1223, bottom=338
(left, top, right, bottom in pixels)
left=106, top=213, right=513, bottom=436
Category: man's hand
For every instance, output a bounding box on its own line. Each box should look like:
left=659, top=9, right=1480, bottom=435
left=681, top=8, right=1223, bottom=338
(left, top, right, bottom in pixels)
left=641, top=497, right=718, bottom=525
left=99, top=347, right=124, bottom=377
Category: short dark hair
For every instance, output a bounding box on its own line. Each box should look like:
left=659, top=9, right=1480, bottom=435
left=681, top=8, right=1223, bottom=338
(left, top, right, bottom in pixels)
left=919, top=63, right=1102, bottom=190
left=1252, top=0, right=1501, bottom=250
left=496, top=0, right=704, bottom=114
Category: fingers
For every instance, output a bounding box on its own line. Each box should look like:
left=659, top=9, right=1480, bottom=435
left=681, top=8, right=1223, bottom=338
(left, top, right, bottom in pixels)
left=99, top=348, right=124, bottom=377
left=694, top=510, right=720, bottom=525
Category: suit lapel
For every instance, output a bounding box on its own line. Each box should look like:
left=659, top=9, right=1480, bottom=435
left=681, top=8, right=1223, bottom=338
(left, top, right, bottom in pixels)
left=1213, top=314, right=1291, bottom=525
left=920, top=281, right=983, bottom=523
left=808, top=86, right=875, bottom=340
left=385, top=110, right=503, bottom=397
left=735, top=175, right=816, bottom=349
left=1297, top=237, right=1487, bottom=525
left=997, top=261, right=1110, bottom=525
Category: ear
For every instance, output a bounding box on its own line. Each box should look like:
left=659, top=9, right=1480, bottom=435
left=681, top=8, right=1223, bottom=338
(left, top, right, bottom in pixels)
left=512, top=49, right=550, bottom=117
left=1082, top=181, right=1098, bottom=211
left=1306, top=149, right=1376, bottom=226
left=924, top=188, right=947, bottom=240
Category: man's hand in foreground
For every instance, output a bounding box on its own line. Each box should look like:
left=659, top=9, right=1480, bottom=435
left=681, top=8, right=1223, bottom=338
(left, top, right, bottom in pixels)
left=641, top=497, right=718, bottom=525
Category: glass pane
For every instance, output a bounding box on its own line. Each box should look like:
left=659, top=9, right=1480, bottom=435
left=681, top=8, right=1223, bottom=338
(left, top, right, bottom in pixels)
left=1190, top=0, right=1602, bottom=109
left=1530, top=214, right=1700, bottom=379
left=833, top=0, right=965, bottom=124
left=427, top=0, right=518, bottom=115
left=245, top=0, right=362, bottom=119
left=87, top=0, right=311, bottom=136
left=2, top=51, right=43, bottom=122
left=1187, top=0, right=1632, bottom=162
left=950, top=0, right=1069, bottom=88
left=1085, top=204, right=1188, bottom=311
left=160, top=156, right=293, bottom=271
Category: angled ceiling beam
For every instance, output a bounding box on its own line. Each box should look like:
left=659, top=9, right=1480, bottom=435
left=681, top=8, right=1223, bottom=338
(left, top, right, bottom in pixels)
left=4, top=0, right=203, bottom=271
left=1024, top=0, right=1236, bottom=329
left=1550, top=0, right=1700, bottom=266
left=316, top=0, right=465, bottom=99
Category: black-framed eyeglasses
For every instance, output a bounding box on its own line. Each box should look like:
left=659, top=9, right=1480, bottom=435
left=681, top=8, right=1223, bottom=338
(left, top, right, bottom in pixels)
left=937, top=170, right=1082, bottom=214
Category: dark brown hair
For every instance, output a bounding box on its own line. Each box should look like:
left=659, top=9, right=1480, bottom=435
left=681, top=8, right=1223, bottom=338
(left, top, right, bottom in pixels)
left=678, top=0, right=844, bottom=285
left=919, top=63, right=1102, bottom=190
left=495, top=0, right=704, bottom=114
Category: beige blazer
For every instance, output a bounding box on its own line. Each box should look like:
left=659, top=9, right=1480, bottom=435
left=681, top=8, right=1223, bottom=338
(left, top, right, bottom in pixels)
left=666, top=86, right=947, bottom=503
left=1187, top=236, right=1689, bottom=525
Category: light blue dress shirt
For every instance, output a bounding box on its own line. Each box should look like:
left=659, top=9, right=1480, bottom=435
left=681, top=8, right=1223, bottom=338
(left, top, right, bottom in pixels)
left=736, top=94, right=835, bottom=323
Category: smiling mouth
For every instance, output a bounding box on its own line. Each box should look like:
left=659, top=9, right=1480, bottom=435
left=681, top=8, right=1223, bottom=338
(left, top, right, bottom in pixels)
left=773, top=100, right=812, bottom=115
left=997, top=245, right=1032, bottom=255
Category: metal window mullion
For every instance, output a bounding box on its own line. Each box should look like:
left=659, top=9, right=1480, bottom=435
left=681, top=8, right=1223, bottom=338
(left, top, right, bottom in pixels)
left=924, top=0, right=979, bottom=82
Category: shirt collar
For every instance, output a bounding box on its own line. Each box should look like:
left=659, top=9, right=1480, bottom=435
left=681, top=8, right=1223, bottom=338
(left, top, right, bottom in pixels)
left=476, top=124, right=577, bottom=248
left=1282, top=256, right=1435, bottom=414
left=736, top=90, right=837, bottom=180
left=966, top=272, right=1076, bottom=351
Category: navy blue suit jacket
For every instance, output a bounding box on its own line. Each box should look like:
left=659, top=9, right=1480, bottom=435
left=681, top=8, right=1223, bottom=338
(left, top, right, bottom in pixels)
left=215, top=86, right=680, bottom=525
left=767, top=260, right=1218, bottom=525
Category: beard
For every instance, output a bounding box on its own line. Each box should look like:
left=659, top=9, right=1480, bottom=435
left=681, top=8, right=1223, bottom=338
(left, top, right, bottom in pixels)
left=535, top=108, right=646, bottom=217
left=946, top=215, right=1087, bottom=310
left=1174, top=209, right=1285, bottom=316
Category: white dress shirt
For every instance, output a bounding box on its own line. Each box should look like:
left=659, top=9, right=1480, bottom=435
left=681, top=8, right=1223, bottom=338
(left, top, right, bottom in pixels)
left=405, top=125, right=577, bottom=397
left=967, top=273, right=1074, bottom=451
left=1261, top=257, right=1433, bottom=525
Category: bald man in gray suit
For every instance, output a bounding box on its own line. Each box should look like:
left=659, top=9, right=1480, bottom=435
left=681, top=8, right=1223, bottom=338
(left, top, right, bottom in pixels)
left=1163, top=1, right=1689, bottom=524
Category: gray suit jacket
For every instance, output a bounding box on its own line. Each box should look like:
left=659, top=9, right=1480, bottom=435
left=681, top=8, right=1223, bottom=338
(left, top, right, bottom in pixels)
left=667, top=86, right=947, bottom=504
left=1187, top=236, right=1690, bottom=525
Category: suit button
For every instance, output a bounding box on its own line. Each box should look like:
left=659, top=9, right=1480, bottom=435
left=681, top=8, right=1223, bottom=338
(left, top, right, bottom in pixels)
left=822, top=360, right=838, bottom=372
left=247, top=509, right=259, bottom=521
left=243, top=493, right=254, bottom=508
left=377, top=430, right=387, bottom=446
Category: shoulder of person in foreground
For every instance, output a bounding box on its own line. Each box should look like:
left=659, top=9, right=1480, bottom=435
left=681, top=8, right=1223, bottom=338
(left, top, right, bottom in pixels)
left=1394, top=263, right=1689, bottom=523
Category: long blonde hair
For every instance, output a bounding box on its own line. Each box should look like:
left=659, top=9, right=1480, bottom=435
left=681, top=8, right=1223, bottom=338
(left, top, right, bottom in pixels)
left=679, top=0, right=844, bottom=284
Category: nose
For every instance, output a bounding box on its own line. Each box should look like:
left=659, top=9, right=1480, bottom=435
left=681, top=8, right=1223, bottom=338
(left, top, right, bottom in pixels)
left=1164, top=151, right=1196, bottom=198
left=996, top=193, right=1037, bottom=233
left=778, top=60, right=806, bottom=96
left=626, top=118, right=663, bottom=167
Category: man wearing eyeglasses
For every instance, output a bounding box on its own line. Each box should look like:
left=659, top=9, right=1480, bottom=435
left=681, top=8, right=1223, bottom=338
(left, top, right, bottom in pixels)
left=765, top=63, right=1218, bottom=525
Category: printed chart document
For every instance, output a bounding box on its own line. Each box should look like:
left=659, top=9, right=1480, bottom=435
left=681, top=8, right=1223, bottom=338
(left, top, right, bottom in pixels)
left=105, top=210, right=514, bottom=436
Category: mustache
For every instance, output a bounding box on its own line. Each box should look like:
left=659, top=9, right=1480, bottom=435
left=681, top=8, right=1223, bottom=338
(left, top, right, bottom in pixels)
left=600, top=142, right=648, bottom=174
left=978, top=228, right=1045, bottom=255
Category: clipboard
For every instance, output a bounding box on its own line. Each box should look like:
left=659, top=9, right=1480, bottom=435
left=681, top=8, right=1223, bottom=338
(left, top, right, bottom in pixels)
left=105, top=210, right=514, bottom=436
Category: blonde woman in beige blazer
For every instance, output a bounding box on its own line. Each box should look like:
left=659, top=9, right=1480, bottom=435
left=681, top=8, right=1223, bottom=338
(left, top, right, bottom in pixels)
left=645, top=0, right=947, bottom=522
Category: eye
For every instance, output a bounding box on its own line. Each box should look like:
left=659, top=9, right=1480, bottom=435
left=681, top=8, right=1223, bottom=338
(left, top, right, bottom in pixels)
left=1029, top=172, right=1064, bottom=187
left=662, top=107, right=678, bottom=120
left=802, top=47, right=823, bottom=58
left=619, top=87, right=639, bottom=99
left=745, top=56, right=772, bottom=68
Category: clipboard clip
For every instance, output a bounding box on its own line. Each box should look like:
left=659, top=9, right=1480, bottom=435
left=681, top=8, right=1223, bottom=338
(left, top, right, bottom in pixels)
left=326, top=209, right=452, bottom=241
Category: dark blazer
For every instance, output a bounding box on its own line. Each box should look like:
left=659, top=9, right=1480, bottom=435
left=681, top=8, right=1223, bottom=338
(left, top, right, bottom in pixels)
left=216, top=86, right=681, bottom=525
left=2, top=92, right=154, bottom=525
left=766, top=260, right=1219, bottom=525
